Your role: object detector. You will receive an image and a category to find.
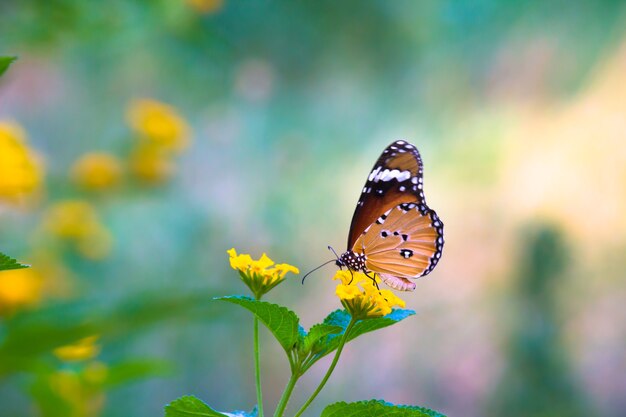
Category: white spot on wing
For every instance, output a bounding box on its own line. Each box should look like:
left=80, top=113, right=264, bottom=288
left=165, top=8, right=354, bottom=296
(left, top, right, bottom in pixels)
left=375, top=169, right=411, bottom=183
left=397, top=171, right=411, bottom=181
left=368, top=166, right=381, bottom=181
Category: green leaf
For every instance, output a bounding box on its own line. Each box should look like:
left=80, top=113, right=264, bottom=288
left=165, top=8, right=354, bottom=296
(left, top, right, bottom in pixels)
left=299, top=308, right=414, bottom=372
left=321, top=400, right=446, bottom=417
left=348, top=309, right=415, bottom=344
left=0, top=56, right=17, bottom=77
left=301, top=323, right=343, bottom=354
left=165, top=395, right=228, bottom=417
left=324, top=308, right=415, bottom=356
left=0, top=252, right=29, bottom=271
left=216, top=296, right=300, bottom=352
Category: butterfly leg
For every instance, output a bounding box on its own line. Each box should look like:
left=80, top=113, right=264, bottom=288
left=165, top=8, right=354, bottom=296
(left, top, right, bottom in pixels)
left=363, top=271, right=380, bottom=291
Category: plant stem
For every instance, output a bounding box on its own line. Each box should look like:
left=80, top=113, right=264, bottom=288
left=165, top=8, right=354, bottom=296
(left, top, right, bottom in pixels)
left=254, top=317, right=264, bottom=417
left=273, top=371, right=299, bottom=417
left=293, top=317, right=357, bottom=417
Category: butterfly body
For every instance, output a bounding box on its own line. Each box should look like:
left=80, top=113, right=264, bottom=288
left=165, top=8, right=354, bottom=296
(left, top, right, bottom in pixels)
left=338, top=251, right=367, bottom=272
left=338, top=140, right=444, bottom=291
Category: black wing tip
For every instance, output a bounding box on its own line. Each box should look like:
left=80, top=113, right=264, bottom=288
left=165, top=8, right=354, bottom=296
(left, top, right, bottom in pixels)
left=382, top=140, right=421, bottom=157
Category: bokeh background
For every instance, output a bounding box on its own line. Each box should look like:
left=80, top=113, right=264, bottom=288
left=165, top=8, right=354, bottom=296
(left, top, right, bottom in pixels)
left=1, top=1, right=626, bottom=416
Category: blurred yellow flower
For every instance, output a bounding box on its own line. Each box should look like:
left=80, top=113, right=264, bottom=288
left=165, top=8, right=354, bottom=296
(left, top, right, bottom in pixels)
left=0, top=120, right=43, bottom=201
left=50, top=367, right=106, bottom=417
left=28, top=251, right=74, bottom=299
left=0, top=267, right=43, bottom=315
left=42, top=200, right=112, bottom=260
left=227, top=248, right=299, bottom=299
left=54, top=336, right=101, bottom=362
left=186, top=0, right=224, bottom=14
left=75, top=225, right=113, bottom=260
left=43, top=200, right=100, bottom=238
left=127, top=99, right=191, bottom=153
left=71, top=152, right=122, bottom=190
left=83, top=361, right=109, bottom=385
left=333, top=270, right=405, bottom=319
left=128, top=144, right=175, bottom=184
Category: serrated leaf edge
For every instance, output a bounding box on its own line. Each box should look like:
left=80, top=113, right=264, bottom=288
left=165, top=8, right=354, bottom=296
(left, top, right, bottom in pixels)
left=164, top=395, right=229, bottom=417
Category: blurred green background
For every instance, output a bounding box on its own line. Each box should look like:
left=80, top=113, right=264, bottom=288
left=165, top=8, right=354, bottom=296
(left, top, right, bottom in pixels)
left=1, top=1, right=626, bottom=416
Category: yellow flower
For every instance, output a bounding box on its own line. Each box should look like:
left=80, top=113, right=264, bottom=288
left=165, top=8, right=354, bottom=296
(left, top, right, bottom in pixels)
left=75, top=225, right=113, bottom=260
left=128, top=143, right=175, bottom=184
left=42, top=200, right=112, bottom=260
left=54, top=336, right=101, bottom=362
left=50, top=367, right=106, bottom=417
left=127, top=99, right=191, bottom=153
left=0, top=120, right=43, bottom=201
left=186, top=0, right=224, bottom=14
left=227, top=248, right=299, bottom=299
left=44, top=200, right=99, bottom=239
left=0, top=267, right=43, bottom=315
left=71, top=152, right=122, bottom=190
left=333, top=270, right=406, bottom=319
left=83, top=361, right=109, bottom=385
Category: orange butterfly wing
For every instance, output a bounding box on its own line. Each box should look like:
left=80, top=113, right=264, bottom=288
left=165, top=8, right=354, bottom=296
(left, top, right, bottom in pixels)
left=352, top=202, right=443, bottom=291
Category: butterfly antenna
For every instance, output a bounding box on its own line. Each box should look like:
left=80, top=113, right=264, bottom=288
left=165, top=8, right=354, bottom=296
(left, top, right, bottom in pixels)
left=301, top=259, right=337, bottom=285
left=327, top=245, right=341, bottom=261
left=328, top=246, right=354, bottom=282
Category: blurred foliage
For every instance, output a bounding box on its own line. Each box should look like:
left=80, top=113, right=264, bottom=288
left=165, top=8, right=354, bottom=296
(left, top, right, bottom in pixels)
left=0, top=291, right=219, bottom=375
left=0, top=56, right=17, bottom=77
left=487, top=225, right=592, bottom=417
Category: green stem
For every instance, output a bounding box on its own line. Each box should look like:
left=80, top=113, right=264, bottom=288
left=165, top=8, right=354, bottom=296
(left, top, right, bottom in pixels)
left=293, top=317, right=357, bottom=417
left=273, top=371, right=299, bottom=417
left=254, top=317, right=264, bottom=417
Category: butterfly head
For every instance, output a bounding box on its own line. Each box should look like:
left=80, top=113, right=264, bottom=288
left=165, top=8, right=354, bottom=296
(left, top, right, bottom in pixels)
left=338, top=250, right=367, bottom=272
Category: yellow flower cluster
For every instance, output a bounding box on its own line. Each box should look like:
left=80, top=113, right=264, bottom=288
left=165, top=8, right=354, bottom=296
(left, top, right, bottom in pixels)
left=0, top=121, right=42, bottom=201
left=51, top=336, right=107, bottom=417
left=334, top=270, right=406, bottom=319
left=67, top=100, right=191, bottom=190
left=227, top=248, right=299, bottom=299
left=42, top=200, right=112, bottom=260
left=48, top=362, right=109, bottom=417
left=127, top=99, right=191, bottom=184
left=71, top=152, right=123, bottom=191
left=49, top=363, right=107, bottom=417
left=54, top=336, right=101, bottom=362
left=0, top=267, right=43, bottom=316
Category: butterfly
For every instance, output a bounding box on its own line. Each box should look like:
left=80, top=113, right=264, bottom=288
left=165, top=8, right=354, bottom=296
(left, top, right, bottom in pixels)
left=337, top=140, right=444, bottom=291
